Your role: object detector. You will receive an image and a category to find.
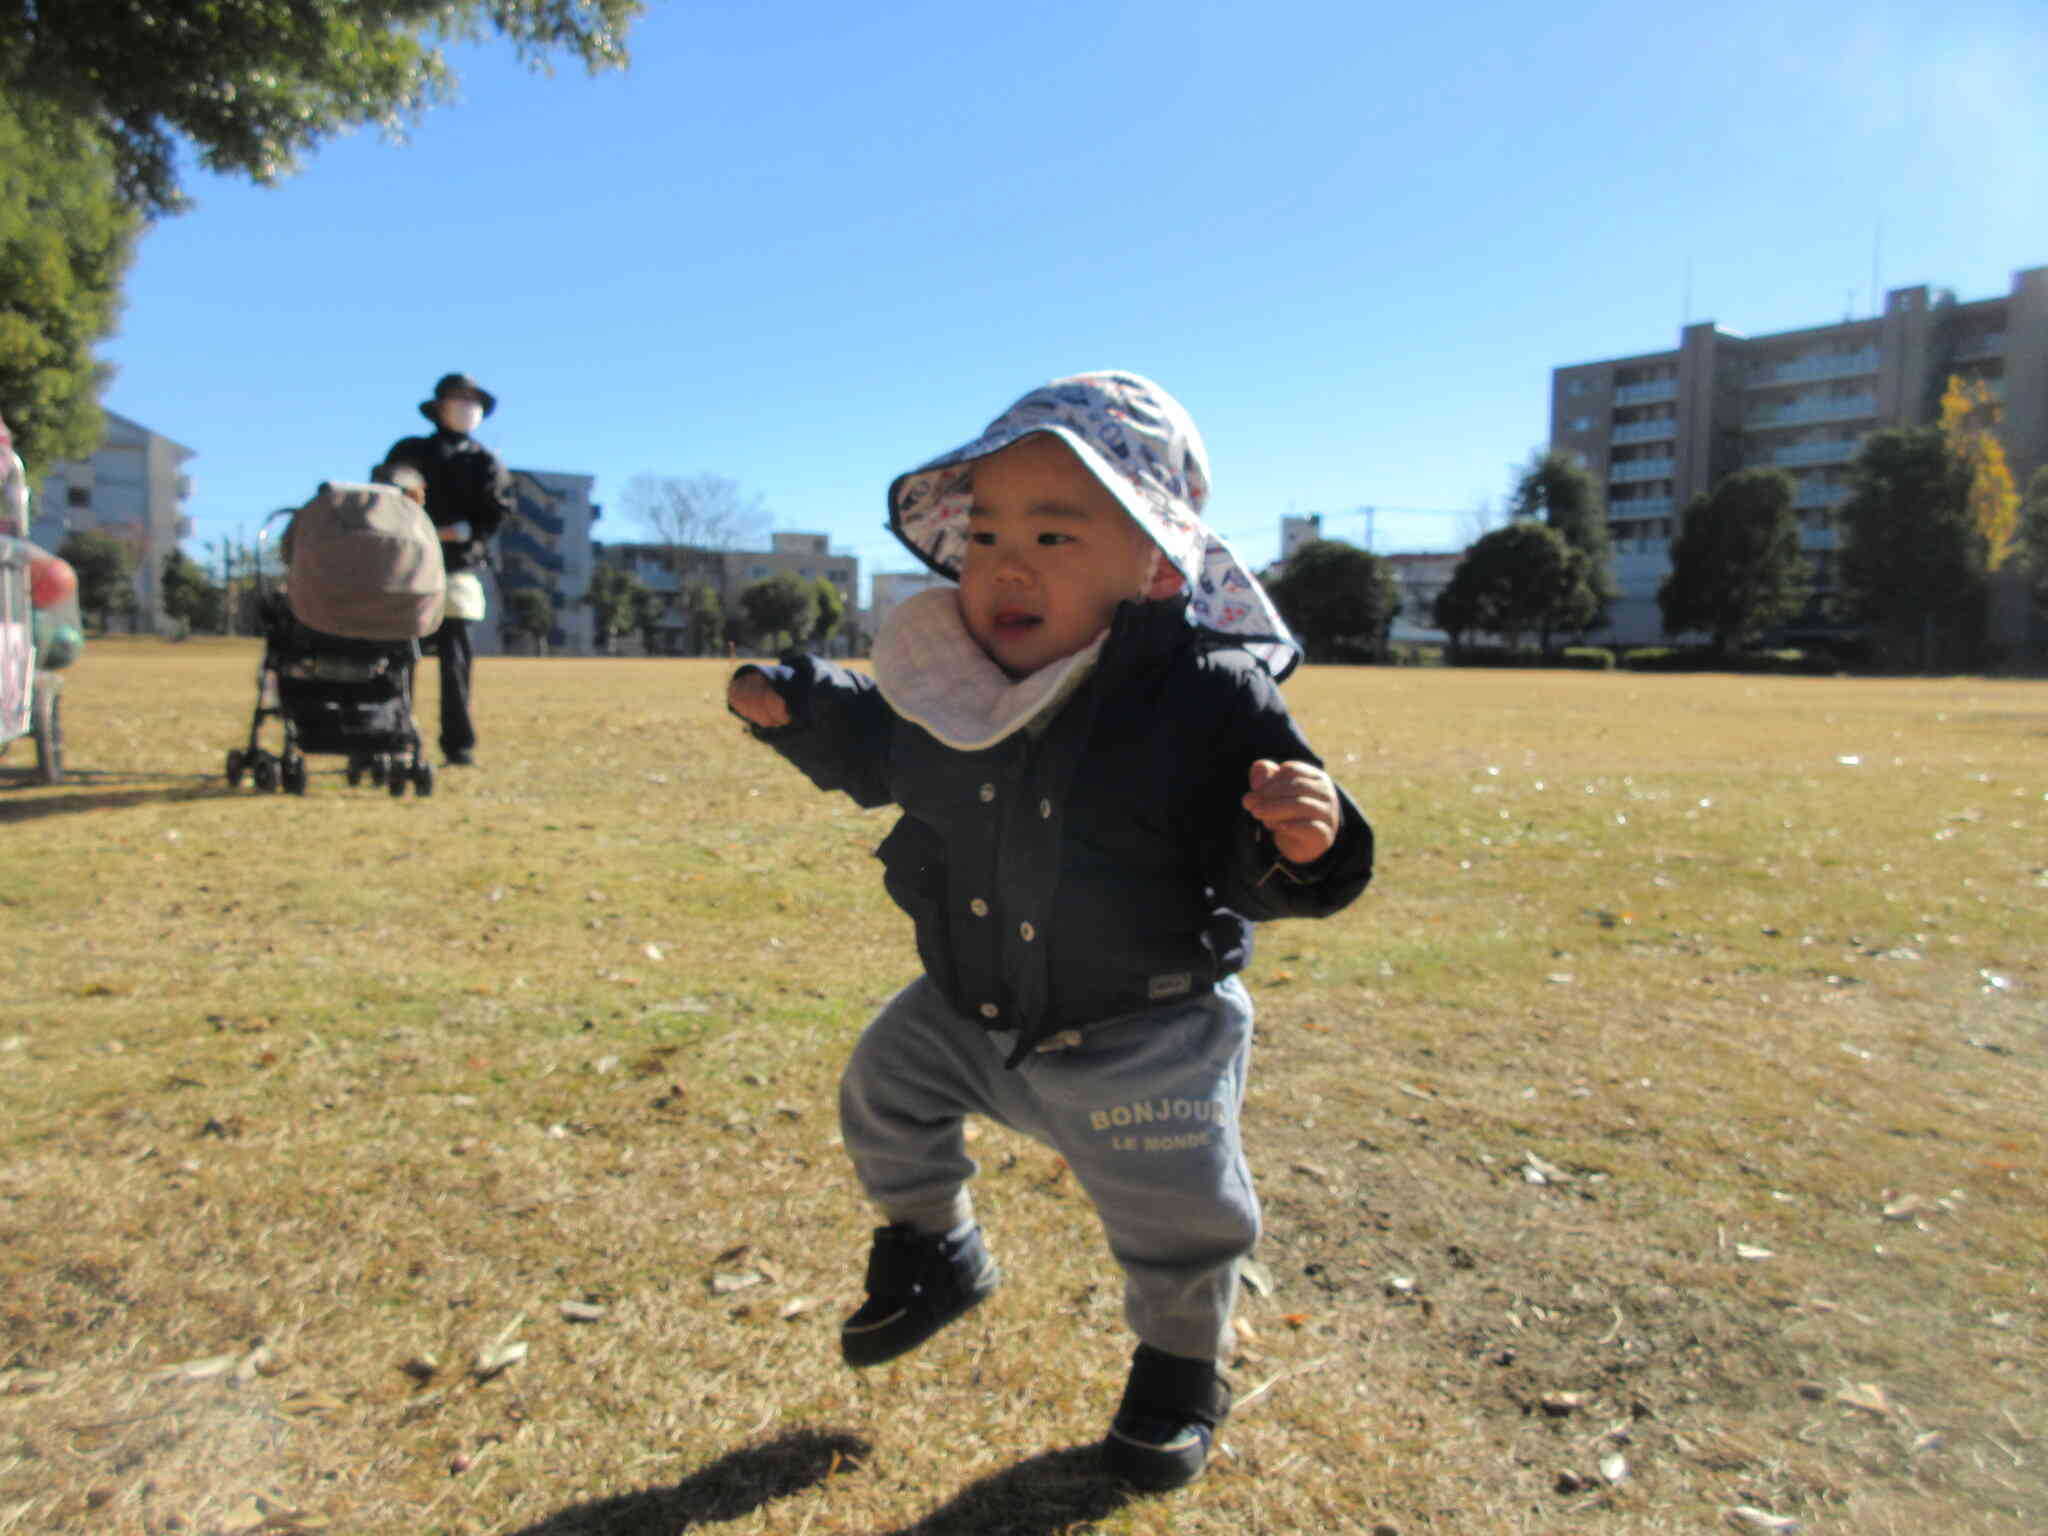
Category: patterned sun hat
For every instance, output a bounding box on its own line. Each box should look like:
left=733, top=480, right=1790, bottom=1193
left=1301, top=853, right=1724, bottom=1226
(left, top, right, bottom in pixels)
left=887, top=370, right=1300, bottom=678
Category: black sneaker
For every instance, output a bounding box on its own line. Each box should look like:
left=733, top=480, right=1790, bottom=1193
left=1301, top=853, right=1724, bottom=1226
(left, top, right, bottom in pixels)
left=444, top=749, right=476, bottom=766
left=840, top=1222, right=999, bottom=1368
left=1104, top=1343, right=1231, bottom=1491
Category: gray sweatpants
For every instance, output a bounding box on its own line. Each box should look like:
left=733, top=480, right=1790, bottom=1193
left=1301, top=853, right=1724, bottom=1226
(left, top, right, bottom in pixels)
left=837, top=974, right=1260, bottom=1361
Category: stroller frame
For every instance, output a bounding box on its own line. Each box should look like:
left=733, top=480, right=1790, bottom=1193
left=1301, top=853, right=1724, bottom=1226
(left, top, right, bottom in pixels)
left=226, top=507, right=435, bottom=798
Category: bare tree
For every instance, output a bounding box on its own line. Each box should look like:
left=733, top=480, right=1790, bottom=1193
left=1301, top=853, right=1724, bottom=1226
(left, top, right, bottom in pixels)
left=1455, top=494, right=1503, bottom=548
left=621, top=473, right=769, bottom=554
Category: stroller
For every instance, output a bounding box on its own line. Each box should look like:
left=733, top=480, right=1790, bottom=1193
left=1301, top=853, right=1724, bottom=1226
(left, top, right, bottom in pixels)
left=226, top=481, right=445, bottom=797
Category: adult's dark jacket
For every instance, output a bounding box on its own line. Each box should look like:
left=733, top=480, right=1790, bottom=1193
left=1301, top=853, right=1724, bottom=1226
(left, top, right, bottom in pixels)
left=743, top=595, right=1373, bottom=1063
left=379, top=429, right=513, bottom=575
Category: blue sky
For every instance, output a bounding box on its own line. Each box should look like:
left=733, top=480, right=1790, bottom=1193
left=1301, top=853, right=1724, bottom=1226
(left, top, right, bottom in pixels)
left=99, top=0, right=2046, bottom=593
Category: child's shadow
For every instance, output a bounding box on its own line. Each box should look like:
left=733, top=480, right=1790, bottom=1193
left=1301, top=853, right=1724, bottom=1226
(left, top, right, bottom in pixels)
left=881, top=1444, right=1133, bottom=1535
left=505, top=1431, right=1132, bottom=1536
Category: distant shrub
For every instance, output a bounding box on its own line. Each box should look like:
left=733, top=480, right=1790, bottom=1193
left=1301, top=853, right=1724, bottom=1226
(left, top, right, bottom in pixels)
left=1387, top=644, right=1446, bottom=667
left=1559, top=646, right=1616, bottom=671
left=1624, top=644, right=1867, bottom=675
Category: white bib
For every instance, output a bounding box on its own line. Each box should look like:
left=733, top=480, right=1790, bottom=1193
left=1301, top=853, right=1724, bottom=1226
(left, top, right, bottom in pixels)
left=872, top=587, right=1103, bottom=751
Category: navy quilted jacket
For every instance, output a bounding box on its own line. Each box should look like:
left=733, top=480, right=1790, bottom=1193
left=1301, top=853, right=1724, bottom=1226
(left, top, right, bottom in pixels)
left=744, top=596, right=1373, bottom=1061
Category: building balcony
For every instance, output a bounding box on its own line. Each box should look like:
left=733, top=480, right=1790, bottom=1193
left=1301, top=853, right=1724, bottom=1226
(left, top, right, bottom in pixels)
left=1613, top=380, right=1677, bottom=406
left=1792, top=481, right=1850, bottom=509
left=1608, top=497, right=1674, bottom=521
left=1609, top=458, right=1675, bottom=483
left=1763, top=438, right=1860, bottom=467
left=1953, top=333, right=2006, bottom=360
left=1746, top=395, right=1876, bottom=428
left=1747, top=349, right=1879, bottom=387
left=1610, top=419, right=1676, bottom=444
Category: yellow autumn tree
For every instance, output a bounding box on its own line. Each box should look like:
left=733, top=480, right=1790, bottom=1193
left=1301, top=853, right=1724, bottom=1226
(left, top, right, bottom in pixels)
left=1940, top=374, right=2019, bottom=571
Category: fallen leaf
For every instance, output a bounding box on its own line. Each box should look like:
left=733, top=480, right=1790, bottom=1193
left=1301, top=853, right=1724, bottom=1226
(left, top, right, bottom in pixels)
left=472, top=1341, right=528, bottom=1380
left=149, top=1351, right=240, bottom=1383
left=1726, top=1507, right=1800, bottom=1532
left=1836, top=1381, right=1892, bottom=1417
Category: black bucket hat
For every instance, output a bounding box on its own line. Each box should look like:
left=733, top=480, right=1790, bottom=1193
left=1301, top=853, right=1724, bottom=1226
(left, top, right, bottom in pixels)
left=419, top=372, right=498, bottom=422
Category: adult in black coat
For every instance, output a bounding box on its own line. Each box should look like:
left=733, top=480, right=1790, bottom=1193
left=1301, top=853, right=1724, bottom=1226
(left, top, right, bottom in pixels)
left=380, top=372, right=513, bottom=765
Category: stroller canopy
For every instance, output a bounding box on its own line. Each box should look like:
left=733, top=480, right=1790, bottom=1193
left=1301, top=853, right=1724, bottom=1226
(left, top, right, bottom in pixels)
left=284, top=482, right=446, bottom=642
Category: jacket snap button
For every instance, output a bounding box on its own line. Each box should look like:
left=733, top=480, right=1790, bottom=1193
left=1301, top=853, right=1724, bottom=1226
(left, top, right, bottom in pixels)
left=978, top=783, right=996, bottom=802
left=979, top=1002, right=999, bottom=1019
left=1038, top=798, right=1052, bottom=818
left=1019, top=922, right=1036, bottom=942
left=969, top=898, right=989, bottom=917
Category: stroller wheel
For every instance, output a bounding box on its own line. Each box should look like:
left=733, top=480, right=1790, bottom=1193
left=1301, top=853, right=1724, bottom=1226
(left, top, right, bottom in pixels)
left=282, top=753, right=308, bottom=796
left=252, top=754, right=279, bottom=793
left=388, top=764, right=408, bottom=798
left=346, top=756, right=364, bottom=787
left=413, top=762, right=435, bottom=798
left=226, top=748, right=246, bottom=788
left=370, top=755, right=388, bottom=787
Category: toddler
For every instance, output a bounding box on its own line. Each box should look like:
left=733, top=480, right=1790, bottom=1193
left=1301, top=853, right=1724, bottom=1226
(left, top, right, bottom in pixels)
left=727, top=371, right=1373, bottom=1489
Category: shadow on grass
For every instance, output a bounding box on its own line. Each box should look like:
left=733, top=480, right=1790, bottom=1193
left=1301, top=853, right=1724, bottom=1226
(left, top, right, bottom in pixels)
left=879, top=1443, right=1135, bottom=1535
left=0, top=771, right=232, bottom=819
left=506, top=1433, right=1134, bottom=1536
left=506, top=1430, right=871, bottom=1535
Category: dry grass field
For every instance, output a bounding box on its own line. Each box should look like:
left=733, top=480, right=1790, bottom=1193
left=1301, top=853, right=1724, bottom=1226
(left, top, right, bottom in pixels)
left=1, top=638, right=2042, bottom=1535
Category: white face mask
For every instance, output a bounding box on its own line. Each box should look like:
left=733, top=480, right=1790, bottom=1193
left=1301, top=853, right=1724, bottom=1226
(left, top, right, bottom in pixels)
left=438, top=398, right=485, bottom=434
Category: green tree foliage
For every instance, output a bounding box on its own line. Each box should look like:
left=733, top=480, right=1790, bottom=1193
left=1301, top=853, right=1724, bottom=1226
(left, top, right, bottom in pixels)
left=160, top=547, right=224, bottom=634
left=2, top=1, right=645, bottom=219
left=1511, top=449, right=1616, bottom=620
left=631, top=586, right=669, bottom=655
left=58, top=529, right=136, bottom=631
left=1837, top=427, right=1981, bottom=671
left=684, top=579, right=725, bottom=656
left=737, top=571, right=817, bottom=654
left=1657, top=468, right=1805, bottom=657
left=503, top=585, right=554, bottom=655
left=2018, top=466, right=2048, bottom=617
left=810, top=576, right=846, bottom=647
left=1434, top=521, right=1591, bottom=654
left=0, top=98, right=139, bottom=468
left=581, top=562, right=646, bottom=653
left=1266, top=539, right=1402, bottom=662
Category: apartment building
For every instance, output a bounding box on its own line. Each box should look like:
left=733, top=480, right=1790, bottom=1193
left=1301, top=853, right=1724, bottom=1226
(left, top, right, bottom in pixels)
left=1551, top=266, right=2047, bottom=646
left=30, top=411, right=195, bottom=632
left=479, top=468, right=598, bottom=655
left=869, top=569, right=952, bottom=646
left=591, top=530, right=860, bottom=655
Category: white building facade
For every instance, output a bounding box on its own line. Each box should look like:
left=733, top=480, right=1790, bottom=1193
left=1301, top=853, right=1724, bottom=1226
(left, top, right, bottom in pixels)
left=31, top=411, right=195, bottom=632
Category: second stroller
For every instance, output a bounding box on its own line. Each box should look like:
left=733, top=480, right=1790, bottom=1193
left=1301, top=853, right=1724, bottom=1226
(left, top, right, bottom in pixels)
left=226, top=476, right=446, bottom=797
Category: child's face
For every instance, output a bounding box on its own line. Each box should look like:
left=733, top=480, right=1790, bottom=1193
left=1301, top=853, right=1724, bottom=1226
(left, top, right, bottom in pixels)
left=957, top=433, right=1170, bottom=679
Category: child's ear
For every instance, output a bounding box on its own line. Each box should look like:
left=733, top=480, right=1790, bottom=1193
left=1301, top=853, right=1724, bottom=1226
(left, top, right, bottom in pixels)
left=1145, top=558, right=1185, bottom=600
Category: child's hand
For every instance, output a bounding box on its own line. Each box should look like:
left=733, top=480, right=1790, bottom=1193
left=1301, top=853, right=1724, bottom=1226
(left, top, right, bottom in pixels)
left=727, top=669, right=791, bottom=728
left=1244, top=759, right=1339, bottom=865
